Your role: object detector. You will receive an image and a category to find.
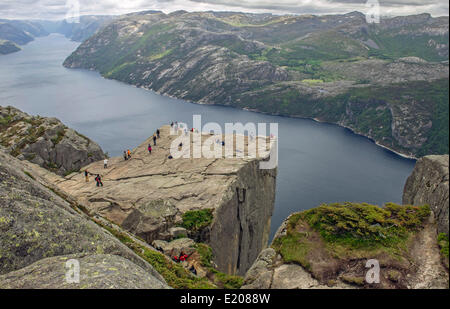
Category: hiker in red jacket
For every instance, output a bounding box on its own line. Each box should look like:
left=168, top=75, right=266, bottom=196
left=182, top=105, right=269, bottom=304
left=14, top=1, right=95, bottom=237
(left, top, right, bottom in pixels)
left=148, top=144, right=152, bottom=154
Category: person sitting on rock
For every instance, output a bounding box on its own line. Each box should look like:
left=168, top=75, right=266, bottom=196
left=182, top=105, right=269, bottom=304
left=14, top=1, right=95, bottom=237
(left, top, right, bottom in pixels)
left=179, top=252, right=188, bottom=262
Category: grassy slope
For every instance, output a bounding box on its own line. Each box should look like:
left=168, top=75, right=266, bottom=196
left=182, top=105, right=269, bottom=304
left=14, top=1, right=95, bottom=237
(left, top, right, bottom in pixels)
left=272, top=202, right=431, bottom=286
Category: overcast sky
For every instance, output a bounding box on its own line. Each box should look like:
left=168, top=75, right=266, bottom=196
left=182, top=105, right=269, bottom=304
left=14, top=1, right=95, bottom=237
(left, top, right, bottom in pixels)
left=0, top=0, right=448, bottom=20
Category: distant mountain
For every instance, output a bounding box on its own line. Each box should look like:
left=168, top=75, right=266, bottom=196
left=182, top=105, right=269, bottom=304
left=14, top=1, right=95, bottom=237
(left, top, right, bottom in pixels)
left=0, top=39, right=20, bottom=55
left=38, top=15, right=116, bottom=42
left=0, top=21, right=39, bottom=45
left=0, top=15, right=115, bottom=55
left=63, top=11, right=449, bottom=157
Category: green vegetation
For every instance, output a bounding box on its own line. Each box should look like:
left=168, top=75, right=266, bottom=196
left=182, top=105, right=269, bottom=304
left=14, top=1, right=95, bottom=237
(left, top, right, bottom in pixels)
left=273, top=202, right=431, bottom=267
left=368, top=33, right=448, bottom=62
left=51, top=129, right=66, bottom=145
left=272, top=227, right=311, bottom=270
left=196, top=243, right=244, bottom=289
left=239, top=78, right=449, bottom=156
left=180, top=209, right=214, bottom=232
left=340, top=275, right=365, bottom=286
left=95, top=220, right=216, bottom=289
left=303, top=202, right=430, bottom=247
left=438, top=233, right=449, bottom=259
left=23, top=171, right=35, bottom=180
left=0, top=114, right=14, bottom=128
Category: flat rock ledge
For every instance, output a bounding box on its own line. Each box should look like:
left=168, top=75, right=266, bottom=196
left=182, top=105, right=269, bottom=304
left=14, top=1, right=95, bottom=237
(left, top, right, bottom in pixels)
left=24, top=125, right=278, bottom=276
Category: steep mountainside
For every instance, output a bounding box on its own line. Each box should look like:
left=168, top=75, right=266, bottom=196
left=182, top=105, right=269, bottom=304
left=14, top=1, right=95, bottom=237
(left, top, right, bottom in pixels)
left=64, top=11, right=449, bottom=157
left=0, top=20, right=44, bottom=46
left=38, top=15, right=115, bottom=42
left=0, top=16, right=114, bottom=55
left=0, top=148, right=168, bottom=288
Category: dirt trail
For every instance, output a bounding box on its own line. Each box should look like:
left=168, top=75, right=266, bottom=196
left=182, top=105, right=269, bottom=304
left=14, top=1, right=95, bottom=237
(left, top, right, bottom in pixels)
left=408, top=215, right=449, bottom=289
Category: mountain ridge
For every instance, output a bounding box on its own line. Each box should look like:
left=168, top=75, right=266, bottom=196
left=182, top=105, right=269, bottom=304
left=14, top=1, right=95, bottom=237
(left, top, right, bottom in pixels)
left=63, top=10, right=449, bottom=158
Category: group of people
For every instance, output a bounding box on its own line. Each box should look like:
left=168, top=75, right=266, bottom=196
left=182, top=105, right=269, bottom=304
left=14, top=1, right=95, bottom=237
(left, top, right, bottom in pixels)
left=172, top=252, right=189, bottom=263
left=83, top=126, right=168, bottom=187
left=84, top=170, right=103, bottom=187
left=123, top=149, right=132, bottom=161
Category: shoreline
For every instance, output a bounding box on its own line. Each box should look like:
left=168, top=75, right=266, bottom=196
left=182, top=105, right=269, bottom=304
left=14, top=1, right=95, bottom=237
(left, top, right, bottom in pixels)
left=82, top=68, right=418, bottom=161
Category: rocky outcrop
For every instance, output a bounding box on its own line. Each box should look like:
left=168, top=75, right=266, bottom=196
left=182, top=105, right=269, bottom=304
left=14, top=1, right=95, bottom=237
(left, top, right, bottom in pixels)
left=403, top=155, right=449, bottom=235
left=0, top=148, right=168, bottom=288
left=0, top=106, right=105, bottom=176
left=242, top=202, right=449, bottom=289
left=0, top=254, right=167, bottom=289
left=25, top=125, right=277, bottom=276
left=0, top=40, right=20, bottom=55
left=242, top=248, right=352, bottom=289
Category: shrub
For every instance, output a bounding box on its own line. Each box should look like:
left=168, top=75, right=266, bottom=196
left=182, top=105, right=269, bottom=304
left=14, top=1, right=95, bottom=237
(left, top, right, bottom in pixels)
left=438, top=233, right=449, bottom=258
left=180, top=209, right=214, bottom=231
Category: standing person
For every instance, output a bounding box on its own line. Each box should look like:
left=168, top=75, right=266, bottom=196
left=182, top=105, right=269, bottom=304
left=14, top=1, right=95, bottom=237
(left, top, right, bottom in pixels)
left=148, top=144, right=152, bottom=154
left=85, top=170, right=89, bottom=182
left=156, top=129, right=160, bottom=139
left=127, top=149, right=131, bottom=159
left=104, top=158, right=108, bottom=169
left=95, top=174, right=103, bottom=187
left=153, top=135, right=157, bottom=146
left=171, top=122, right=174, bottom=128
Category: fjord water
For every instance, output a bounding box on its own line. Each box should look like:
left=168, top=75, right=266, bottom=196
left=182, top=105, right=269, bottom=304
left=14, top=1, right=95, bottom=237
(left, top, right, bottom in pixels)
left=0, top=34, right=416, bottom=240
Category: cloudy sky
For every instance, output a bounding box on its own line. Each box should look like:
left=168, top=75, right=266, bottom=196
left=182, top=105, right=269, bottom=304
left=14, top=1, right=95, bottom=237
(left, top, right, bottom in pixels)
left=0, top=0, right=448, bottom=20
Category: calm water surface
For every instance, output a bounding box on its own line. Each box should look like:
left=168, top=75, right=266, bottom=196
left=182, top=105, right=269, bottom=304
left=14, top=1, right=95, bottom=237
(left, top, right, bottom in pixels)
left=0, top=34, right=416, bottom=240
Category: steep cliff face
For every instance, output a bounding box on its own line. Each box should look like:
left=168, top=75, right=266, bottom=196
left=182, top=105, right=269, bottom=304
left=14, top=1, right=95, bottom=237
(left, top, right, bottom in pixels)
left=0, top=106, right=105, bottom=176
left=27, top=125, right=277, bottom=276
left=210, top=159, right=276, bottom=275
left=0, top=148, right=168, bottom=289
left=403, top=155, right=449, bottom=235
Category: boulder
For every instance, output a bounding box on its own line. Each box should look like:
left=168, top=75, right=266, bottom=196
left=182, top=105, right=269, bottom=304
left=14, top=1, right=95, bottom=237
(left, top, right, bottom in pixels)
left=152, top=238, right=196, bottom=256
left=0, top=254, right=169, bottom=289
left=0, top=106, right=105, bottom=176
left=169, top=227, right=188, bottom=239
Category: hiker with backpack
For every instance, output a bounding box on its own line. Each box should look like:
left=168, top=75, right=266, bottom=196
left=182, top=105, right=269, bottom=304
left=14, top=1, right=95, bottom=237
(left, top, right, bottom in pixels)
left=95, top=174, right=103, bottom=187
